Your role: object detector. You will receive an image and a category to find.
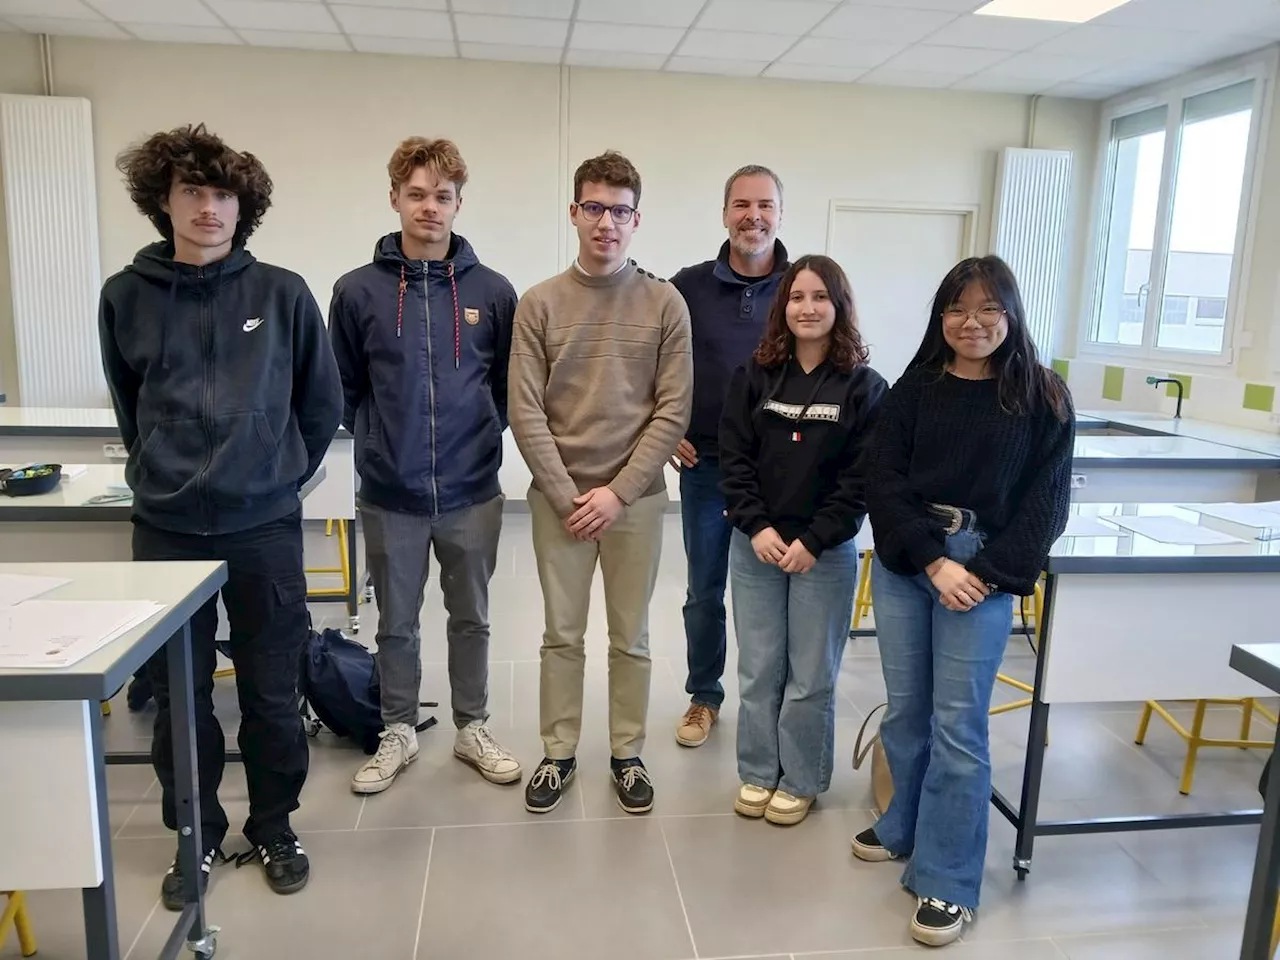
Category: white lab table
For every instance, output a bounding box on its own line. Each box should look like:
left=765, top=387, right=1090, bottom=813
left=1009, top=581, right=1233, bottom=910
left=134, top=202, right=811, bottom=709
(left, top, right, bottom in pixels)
left=0, top=560, right=227, bottom=960
left=1080, top=409, right=1280, bottom=459
left=1070, top=434, right=1280, bottom=504
left=995, top=502, right=1279, bottom=881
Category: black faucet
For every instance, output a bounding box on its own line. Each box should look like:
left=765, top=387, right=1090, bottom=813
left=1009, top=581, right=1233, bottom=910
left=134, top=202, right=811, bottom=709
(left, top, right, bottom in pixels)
left=1146, top=376, right=1184, bottom=419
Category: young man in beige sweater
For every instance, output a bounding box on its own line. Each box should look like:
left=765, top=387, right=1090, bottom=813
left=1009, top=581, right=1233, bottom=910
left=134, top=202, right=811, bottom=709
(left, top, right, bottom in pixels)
left=509, top=151, right=692, bottom=815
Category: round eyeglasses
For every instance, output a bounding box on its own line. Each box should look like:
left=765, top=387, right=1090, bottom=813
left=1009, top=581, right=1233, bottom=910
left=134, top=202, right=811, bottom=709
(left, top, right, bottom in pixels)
left=576, top=200, right=636, bottom=225
left=943, top=306, right=1006, bottom=328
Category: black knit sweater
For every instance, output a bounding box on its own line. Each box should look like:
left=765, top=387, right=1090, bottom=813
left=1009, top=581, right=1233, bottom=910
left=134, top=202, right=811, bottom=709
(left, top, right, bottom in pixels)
left=864, top=365, right=1074, bottom=596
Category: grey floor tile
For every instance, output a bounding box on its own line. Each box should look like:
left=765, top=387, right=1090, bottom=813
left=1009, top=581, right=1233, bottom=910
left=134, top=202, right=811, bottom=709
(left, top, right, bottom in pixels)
left=419, top=819, right=694, bottom=960
left=1053, top=924, right=1241, bottom=959
left=124, top=829, right=432, bottom=960
left=663, top=807, right=917, bottom=956
left=805, top=939, right=1066, bottom=959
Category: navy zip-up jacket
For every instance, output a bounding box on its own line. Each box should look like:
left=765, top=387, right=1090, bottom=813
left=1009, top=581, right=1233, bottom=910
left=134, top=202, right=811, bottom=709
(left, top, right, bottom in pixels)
left=329, top=232, right=517, bottom=517
left=98, top=242, right=343, bottom=536
left=670, top=239, right=789, bottom=459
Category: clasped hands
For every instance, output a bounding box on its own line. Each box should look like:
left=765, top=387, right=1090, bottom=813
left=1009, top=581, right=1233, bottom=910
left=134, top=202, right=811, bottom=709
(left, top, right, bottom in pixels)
left=750, top=527, right=816, bottom=574
left=925, top=557, right=990, bottom=612
left=563, top=486, right=624, bottom=541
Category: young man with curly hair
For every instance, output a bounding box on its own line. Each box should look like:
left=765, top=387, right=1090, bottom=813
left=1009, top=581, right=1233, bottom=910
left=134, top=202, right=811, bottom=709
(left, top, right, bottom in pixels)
left=509, top=150, right=692, bottom=815
left=98, top=123, right=342, bottom=906
left=329, top=137, right=521, bottom=795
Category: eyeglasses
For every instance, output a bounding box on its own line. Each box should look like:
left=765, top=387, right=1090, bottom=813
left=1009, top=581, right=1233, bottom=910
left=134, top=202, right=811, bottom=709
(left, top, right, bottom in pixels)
left=576, top=200, right=636, bottom=225
left=943, top=305, right=1006, bottom=328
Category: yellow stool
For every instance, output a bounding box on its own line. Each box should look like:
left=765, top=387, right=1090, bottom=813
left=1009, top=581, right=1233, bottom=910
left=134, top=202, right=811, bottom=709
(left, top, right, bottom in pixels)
left=305, top=518, right=351, bottom=602
left=852, top=551, right=874, bottom=627
left=989, top=583, right=1044, bottom=717
left=0, top=891, right=38, bottom=956
left=1135, top=697, right=1278, bottom=796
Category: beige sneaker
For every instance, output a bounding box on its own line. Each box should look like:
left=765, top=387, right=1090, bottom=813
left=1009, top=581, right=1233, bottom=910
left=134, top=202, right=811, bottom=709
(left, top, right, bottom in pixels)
left=454, top=720, right=522, bottom=784
left=734, top=783, right=774, bottom=818
left=764, top=789, right=813, bottom=825
left=676, top=703, right=719, bottom=747
left=351, top=723, right=419, bottom=794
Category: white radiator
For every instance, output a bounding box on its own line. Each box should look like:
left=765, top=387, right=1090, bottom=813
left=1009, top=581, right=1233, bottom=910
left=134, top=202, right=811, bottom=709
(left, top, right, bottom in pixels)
left=0, top=95, right=105, bottom=407
left=991, top=147, right=1073, bottom=363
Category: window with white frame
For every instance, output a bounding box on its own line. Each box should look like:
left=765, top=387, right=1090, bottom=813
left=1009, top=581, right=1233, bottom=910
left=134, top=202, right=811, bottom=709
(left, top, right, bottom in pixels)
left=1084, top=57, right=1273, bottom=364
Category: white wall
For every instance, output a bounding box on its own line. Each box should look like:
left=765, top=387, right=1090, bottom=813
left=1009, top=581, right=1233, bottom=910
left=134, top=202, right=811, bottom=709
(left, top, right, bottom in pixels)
left=0, top=34, right=1101, bottom=499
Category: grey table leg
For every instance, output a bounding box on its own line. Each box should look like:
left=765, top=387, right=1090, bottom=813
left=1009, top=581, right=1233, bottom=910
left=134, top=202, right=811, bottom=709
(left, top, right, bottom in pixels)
left=83, top=703, right=121, bottom=960
left=1240, top=728, right=1280, bottom=959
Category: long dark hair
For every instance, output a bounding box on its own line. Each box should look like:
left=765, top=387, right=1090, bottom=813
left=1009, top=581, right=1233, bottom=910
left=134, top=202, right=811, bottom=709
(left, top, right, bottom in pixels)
left=754, top=254, right=869, bottom=373
left=907, top=255, right=1070, bottom=422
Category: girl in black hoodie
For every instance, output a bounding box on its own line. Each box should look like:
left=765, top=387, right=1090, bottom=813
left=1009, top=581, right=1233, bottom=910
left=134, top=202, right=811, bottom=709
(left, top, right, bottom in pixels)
left=719, top=254, right=887, bottom=826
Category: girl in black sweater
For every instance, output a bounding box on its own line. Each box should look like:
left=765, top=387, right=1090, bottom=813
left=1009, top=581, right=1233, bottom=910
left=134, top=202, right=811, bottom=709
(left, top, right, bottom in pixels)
left=719, top=255, right=886, bottom=826
left=852, top=256, right=1073, bottom=947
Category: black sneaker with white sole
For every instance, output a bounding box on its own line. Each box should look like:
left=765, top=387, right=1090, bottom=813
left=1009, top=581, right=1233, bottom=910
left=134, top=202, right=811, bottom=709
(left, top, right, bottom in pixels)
left=525, top=758, right=576, bottom=813
left=911, top=897, right=973, bottom=947
left=851, top=827, right=897, bottom=863
left=611, top=758, right=654, bottom=814
left=235, top=831, right=310, bottom=896
left=161, top=845, right=224, bottom=911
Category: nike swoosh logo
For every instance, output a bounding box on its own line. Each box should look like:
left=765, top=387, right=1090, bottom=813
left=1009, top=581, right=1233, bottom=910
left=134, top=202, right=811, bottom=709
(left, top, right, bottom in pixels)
left=243, top=318, right=263, bottom=332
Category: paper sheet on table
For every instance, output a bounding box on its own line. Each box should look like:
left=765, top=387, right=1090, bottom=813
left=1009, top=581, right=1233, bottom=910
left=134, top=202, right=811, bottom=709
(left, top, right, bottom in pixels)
left=1105, top=516, right=1246, bottom=546
left=0, top=574, right=71, bottom=607
left=1062, top=516, right=1125, bottom=538
left=0, top=600, right=165, bottom=669
left=1178, top=502, right=1280, bottom=533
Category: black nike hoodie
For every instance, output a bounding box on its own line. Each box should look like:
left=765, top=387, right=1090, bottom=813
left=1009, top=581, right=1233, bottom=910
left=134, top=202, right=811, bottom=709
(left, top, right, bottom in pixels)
left=98, top=242, right=343, bottom=536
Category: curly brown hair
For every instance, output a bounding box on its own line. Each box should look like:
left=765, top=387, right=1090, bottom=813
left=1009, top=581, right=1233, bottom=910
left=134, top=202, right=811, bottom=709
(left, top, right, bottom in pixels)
left=115, top=123, right=272, bottom=248
left=573, top=150, right=641, bottom=205
left=388, top=137, right=469, bottom=194
left=754, top=255, right=869, bottom=373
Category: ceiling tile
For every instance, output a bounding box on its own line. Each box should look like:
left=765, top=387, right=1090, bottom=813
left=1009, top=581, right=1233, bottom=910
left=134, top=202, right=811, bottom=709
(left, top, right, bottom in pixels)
left=125, top=22, right=243, bottom=43
left=574, top=0, right=703, bottom=28
left=978, top=51, right=1106, bottom=81
left=206, top=1, right=339, bottom=33
left=350, top=34, right=456, bottom=55
left=781, top=36, right=904, bottom=68
left=239, top=28, right=351, bottom=50
left=1045, top=80, right=1125, bottom=99
left=764, top=62, right=866, bottom=82
left=813, top=4, right=957, bottom=44
left=1077, top=60, right=1188, bottom=88
left=86, top=0, right=220, bottom=25
left=459, top=41, right=563, bottom=62
left=859, top=67, right=972, bottom=88
left=878, top=42, right=1009, bottom=73
left=924, top=12, right=1071, bottom=49
left=697, top=0, right=837, bottom=36
left=571, top=22, right=683, bottom=55
left=5, top=14, right=128, bottom=36
left=564, top=49, right=668, bottom=69
left=1096, top=0, right=1280, bottom=38
left=676, top=28, right=796, bottom=60
left=0, top=0, right=99, bottom=18
left=1033, top=23, right=1207, bottom=66
left=321, top=0, right=445, bottom=9
left=950, top=74, right=1047, bottom=93
left=454, top=12, right=567, bottom=47
left=844, top=0, right=983, bottom=10
left=329, top=5, right=451, bottom=39
left=451, top=0, right=573, bottom=16
left=0, top=19, right=15, bottom=30
left=666, top=56, right=771, bottom=77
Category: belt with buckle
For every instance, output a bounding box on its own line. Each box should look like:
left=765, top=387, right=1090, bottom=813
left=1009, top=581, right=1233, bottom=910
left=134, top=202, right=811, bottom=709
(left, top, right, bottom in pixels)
left=928, top=503, right=978, bottom=535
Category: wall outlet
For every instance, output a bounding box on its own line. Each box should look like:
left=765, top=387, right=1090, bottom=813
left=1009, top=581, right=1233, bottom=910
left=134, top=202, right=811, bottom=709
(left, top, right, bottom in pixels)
left=1070, top=473, right=1088, bottom=489
left=102, top=443, right=127, bottom=460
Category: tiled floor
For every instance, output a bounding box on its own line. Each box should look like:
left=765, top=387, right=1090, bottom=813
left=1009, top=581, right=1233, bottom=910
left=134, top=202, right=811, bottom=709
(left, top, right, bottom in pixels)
left=10, top=513, right=1271, bottom=959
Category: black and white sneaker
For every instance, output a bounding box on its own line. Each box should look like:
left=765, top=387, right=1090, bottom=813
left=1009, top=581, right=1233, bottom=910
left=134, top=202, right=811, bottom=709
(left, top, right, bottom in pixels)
left=235, top=831, right=309, bottom=896
left=160, top=845, right=224, bottom=911
left=911, top=897, right=973, bottom=947
left=851, top=827, right=897, bottom=863
left=611, top=758, right=654, bottom=815
left=524, top=758, right=576, bottom=813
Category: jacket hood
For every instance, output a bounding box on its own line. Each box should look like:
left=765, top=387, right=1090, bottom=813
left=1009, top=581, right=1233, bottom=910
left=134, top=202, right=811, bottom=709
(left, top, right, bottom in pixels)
left=129, top=241, right=257, bottom=287
left=373, top=232, right=479, bottom=278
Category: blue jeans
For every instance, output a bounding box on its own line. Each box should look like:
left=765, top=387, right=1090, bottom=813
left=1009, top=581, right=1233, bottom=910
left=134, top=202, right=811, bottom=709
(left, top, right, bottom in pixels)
left=871, top=530, right=1014, bottom=911
left=681, top=458, right=732, bottom=709
left=730, top=529, right=857, bottom=798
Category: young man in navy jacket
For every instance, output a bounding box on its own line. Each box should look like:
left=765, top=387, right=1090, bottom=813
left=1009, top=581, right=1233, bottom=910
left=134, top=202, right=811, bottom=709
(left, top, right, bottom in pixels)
left=330, top=137, right=521, bottom=795
left=669, top=165, right=789, bottom=748
left=99, top=124, right=342, bottom=907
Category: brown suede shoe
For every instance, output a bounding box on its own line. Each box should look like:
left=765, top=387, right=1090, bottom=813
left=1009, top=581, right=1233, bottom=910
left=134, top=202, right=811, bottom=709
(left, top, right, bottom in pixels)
left=676, top=703, right=719, bottom=747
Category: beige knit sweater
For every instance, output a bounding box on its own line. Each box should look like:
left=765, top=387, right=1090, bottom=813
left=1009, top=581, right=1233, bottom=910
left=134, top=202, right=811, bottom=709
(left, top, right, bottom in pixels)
left=509, top=262, right=693, bottom=517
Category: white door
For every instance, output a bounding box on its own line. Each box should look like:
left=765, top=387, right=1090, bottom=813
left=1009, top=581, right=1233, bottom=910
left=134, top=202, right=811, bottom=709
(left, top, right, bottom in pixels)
left=828, top=207, right=970, bottom=388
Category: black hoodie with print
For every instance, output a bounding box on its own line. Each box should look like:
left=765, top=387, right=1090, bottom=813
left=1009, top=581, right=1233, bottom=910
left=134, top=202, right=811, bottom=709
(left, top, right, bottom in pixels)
left=98, top=242, right=342, bottom=536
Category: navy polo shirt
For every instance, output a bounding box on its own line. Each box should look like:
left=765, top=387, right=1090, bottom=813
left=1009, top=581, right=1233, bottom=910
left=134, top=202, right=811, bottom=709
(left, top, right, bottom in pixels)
left=670, top=239, right=789, bottom=459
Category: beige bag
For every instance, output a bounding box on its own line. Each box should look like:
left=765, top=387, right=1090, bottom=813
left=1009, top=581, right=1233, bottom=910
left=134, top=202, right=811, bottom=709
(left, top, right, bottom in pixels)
left=853, top=702, right=894, bottom=814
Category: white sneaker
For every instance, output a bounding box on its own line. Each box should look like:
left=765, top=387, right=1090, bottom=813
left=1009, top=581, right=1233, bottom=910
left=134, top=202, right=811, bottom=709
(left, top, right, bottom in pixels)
left=454, top=720, right=522, bottom=784
left=351, top=723, right=419, bottom=795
